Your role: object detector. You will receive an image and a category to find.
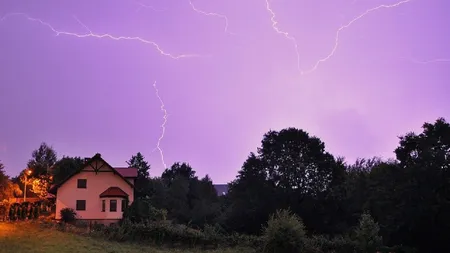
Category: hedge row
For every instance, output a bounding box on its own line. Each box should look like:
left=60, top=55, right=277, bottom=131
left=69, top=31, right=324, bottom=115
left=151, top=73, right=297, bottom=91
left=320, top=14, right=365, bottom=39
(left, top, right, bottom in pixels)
left=88, top=219, right=262, bottom=249
left=7, top=202, right=40, bottom=221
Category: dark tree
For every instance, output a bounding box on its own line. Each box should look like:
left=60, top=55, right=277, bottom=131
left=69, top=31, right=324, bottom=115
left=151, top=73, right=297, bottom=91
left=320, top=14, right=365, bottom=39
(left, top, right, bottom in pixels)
left=51, top=156, right=84, bottom=184
left=0, top=161, right=9, bottom=199
left=189, top=175, right=220, bottom=227
left=388, top=118, right=450, bottom=252
left=166, top=175, right=191, bottom=223
left=223, top=153, right=276, bottom=234
left=126, top=152, right=150, bottom=179
left=162, top=162, right=197, bottom=185
left=27, top=142, right=57, bottom=176
left=224, top=128, right=345, bottom=234
left=145, top=177, right=168, bottom=209
left=126, top=152, right=151, bottom=198
left=259, top=128, right=338, bottom=196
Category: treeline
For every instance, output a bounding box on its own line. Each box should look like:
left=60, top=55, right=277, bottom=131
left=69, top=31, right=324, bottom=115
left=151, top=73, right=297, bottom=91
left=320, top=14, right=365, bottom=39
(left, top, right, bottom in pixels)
left=127, top=117, right=450, bottom=253
left=1, top=117, right=450, bottom=252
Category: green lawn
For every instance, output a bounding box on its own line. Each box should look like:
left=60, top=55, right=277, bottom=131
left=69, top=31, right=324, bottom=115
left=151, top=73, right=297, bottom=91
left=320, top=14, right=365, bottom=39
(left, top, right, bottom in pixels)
left=0, top=222, right=250, bottom=253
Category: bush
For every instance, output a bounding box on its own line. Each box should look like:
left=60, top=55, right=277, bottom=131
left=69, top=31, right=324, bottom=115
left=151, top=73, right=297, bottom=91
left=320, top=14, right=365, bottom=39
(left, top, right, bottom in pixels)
left=33, top=203, right=40, bottom=219
left=262, top=209, right=307, bottom=253
left=305, top=235, right=357, bottom=253
left=354, top=212, right=383, bottom=253
left=8, top=203, right=19, bottom=221
left=92, top=219, right=226, bottom=248
left=377, top=245, right=418, bottom=253
left=60, top=208, right=77, bottom=223
left=0, top=200, right=10, bottom=221
left=226, top=232, right=264, bottom=249
left=28, top=206, right=34, bottom=220
left=122, top=198, right=167, bottom=223
left=20, top=202, right=29, bottom=220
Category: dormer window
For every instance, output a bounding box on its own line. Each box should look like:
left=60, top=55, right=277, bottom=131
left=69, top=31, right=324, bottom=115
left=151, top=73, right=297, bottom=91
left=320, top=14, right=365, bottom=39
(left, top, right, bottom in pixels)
left=77, top=179, right=87, bottom=188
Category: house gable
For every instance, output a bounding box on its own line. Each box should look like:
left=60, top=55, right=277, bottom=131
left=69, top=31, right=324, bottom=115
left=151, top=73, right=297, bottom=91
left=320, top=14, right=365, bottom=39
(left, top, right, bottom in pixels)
left=49, top=153, right=134, bottom=194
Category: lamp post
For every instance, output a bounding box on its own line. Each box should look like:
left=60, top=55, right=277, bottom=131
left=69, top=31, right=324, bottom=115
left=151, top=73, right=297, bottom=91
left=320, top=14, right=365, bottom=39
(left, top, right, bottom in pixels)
left=23, top=169, right=32, bottom=202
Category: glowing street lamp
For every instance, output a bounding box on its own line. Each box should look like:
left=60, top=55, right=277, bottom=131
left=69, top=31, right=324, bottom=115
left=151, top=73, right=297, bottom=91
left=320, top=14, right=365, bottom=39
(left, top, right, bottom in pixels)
left=23, top=169, right=32, bottom=201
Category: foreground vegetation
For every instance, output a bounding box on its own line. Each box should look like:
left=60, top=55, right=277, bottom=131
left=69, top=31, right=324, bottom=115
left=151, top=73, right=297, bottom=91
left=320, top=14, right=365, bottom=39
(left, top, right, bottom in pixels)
left=0, top=222, right=249, bottom=253
left=2, top=117, right=450, bottom=252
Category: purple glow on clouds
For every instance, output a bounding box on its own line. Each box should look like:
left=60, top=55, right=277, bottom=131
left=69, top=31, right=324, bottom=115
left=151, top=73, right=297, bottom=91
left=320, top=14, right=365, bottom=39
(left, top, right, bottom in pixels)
left=0, top=0, right=449, bottom=183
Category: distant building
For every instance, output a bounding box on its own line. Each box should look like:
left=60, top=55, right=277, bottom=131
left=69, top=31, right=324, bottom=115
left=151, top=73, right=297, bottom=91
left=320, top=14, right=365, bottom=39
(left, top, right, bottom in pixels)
left=213, top=184, right=229, bottom=196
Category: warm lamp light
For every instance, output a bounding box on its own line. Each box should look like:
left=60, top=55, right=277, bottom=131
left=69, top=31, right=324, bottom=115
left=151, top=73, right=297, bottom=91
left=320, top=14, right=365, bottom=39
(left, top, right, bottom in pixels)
left=23, top=168, right=33, bottom=201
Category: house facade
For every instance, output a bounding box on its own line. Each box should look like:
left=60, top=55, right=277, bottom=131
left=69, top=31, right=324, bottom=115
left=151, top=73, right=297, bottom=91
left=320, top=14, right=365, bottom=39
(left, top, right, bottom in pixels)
left=49, top=153, right=137, bottom=223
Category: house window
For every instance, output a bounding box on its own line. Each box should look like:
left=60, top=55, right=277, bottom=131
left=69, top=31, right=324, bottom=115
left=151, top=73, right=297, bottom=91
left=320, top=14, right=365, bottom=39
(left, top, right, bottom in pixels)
left=101, top=200, right=105, bottom=212
left=77, top=179, right=87, bottom=188
left=121, top=199, right=128, bottom=212
left=76, top=200, right=86, bottom=211
left=110, top=200, right=117, bottom=212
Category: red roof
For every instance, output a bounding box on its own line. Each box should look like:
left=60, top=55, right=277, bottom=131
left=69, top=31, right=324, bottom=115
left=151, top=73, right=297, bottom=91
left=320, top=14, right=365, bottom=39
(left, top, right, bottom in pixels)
left=99, top=187, right=129, bottom=198
left=115, top=167, right=138, bottom=178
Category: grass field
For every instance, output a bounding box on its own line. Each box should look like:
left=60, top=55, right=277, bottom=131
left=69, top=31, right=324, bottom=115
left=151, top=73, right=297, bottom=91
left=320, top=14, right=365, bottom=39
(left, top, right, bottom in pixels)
left=0, top=222, right=251, bottom=253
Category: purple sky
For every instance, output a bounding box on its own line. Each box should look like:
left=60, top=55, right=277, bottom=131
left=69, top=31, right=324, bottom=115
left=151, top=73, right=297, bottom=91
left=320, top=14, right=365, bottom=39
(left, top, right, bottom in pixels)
left=0, top=0, right=449, bottom=183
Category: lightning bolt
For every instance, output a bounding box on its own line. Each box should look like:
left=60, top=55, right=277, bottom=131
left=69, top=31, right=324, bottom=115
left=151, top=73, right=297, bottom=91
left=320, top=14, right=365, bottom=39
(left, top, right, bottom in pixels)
left=0, top=12, right=202, bottom=59
left=152, top=81, right=168, bottom=170
left=302, top=0, right=412, bottom=75
left=188, top=0, right=234, bottom=35
left=133, top=0, right=165, bottom=12
left=264, top=0, right=302, bottom=73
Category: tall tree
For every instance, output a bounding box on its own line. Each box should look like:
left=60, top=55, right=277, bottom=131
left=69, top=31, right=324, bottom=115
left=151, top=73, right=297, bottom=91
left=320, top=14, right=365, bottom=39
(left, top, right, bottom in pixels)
left=126, top=152, right=150, bottom=179
left=161, top=162, right=197, bottom=185
left=27, top=142, right=57, bottom=176
left=388, top=118, right=450, bottom=252
left=126, top=152, right=151, bottom=198
left=259, top=128, right=338, bottom=196
left=166, top=175, right=191, bottom=223
left=223, top=128, right=344, bottom=235
left=0, top=161, right=7, bottom=192
left=223, top=153, right=276, bottom=234
left=0, top=161, right=22, bottom=201
left=145, top=177, right=168, bottom=209
left=189, top=175, right=220, bottom=227
left=51, top=156, right=84, bottom=185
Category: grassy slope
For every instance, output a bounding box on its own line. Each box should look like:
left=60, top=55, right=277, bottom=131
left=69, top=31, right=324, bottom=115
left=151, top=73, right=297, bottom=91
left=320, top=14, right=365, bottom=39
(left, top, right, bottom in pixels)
left=0, top=222, right=249, bottom=253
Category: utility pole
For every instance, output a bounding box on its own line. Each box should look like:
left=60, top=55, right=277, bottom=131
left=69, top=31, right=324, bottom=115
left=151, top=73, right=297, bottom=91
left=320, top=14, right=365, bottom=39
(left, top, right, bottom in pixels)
left=23, top=169, right=32, bottom=202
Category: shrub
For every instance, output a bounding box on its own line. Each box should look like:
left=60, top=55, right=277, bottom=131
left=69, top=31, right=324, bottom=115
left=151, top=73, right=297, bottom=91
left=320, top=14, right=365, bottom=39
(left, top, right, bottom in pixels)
left=202, top=224, right=222, bottom=248
left=33, top=203, right=40, bottom=219
left=226, top=232, right=264, bottom=249
left=28, top=206, right=34, bottom=220
left=0, top=200, right=10, bottom=221
left=262, top=209, right=307, bottom=253
left=354, top=212, right=383, bottom=253
left=8, top=203, right=19, bottom=221
left=305, top=235, right=357, bottom=253
left=122, top=198, right=167, bottom=223
left=60, top=208, right=77, bottom=223
left=377, top=245, right=418, bottom=253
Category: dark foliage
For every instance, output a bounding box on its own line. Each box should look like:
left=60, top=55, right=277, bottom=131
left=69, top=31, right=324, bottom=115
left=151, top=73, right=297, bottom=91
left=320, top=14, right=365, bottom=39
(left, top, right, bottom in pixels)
left=126, top=152, right=151, bottom=198
left=51, top=156, right=84, bottom=185
left=60, top=207, right=77, bottom=223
